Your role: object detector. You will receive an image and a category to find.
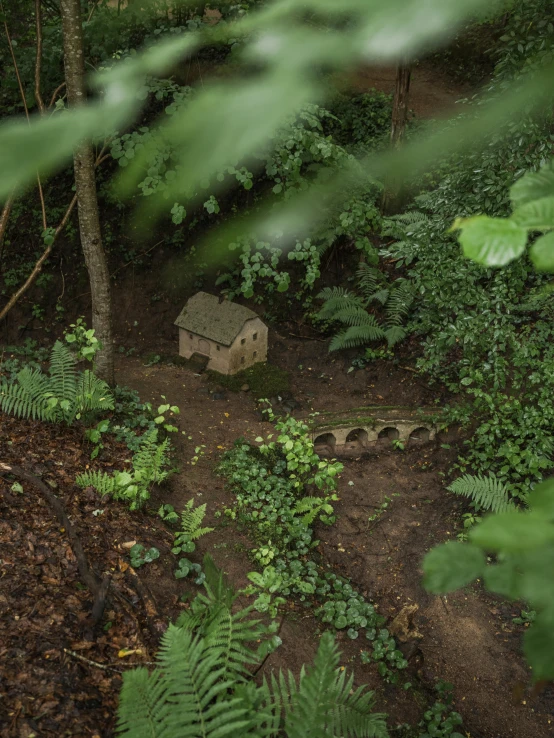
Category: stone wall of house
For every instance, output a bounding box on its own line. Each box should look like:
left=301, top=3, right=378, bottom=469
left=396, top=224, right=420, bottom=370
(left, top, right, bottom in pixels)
left=179, top=329, right=225, bottom=362
left=227, top=318, right=267, bottom=374
left=178, top=316, right=267, bottom=375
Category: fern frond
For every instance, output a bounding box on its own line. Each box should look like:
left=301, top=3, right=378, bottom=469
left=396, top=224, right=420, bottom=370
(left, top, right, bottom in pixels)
left=116, top=667, right=169, bottom=738
left=383, top=325, right=406, bottom=347
left=133, top=430, right=170, bottom=485
left=329, top=323, right=385, bottom=351
left=316, top=288, right=364, bottom=320
left=331, top=306, right=379, bottom=327
left=355, top=263, right=380, bottom=301
left=390, top=210, right=429, bottom=225
left=386, top=282, right=413, bottom=326
left=0, top=340, right=111, bottom=425
left=76, top=370, right=114, bottom=416
left=177, top=556, right=265, bottom=680
left=448, top=474, right=514, bottom=513
left=48, top=341, right=77, bottom=410
left=118, top=626, right=251, bottom=738
left=203, top=602, right=265, bottom=679
left=272, top=632, right=386, bottom=738
left=370, top=289, right=390, bottom=306
left=180, top=498, right=215, bottom=540
left=330, top=671, right=388, bottom=738
left=118, top=559, right=387, bottom=738
left=75, top=469, right=118, bottom=496
left=316, top=286, right=349, bottom=301
left=0, top=369, right=51, bottom=420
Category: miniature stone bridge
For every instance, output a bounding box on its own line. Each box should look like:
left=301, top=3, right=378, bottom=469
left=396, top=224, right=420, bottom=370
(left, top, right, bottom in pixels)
left=308, top=406, right=437, bottom=453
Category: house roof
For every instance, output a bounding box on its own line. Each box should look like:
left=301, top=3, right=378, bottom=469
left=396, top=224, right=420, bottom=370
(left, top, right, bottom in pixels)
left=174, top=292, right=261, bottom=347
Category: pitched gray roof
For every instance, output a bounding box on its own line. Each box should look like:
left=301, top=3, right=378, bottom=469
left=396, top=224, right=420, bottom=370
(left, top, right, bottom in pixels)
left=174, top=292, right=261, bottom=346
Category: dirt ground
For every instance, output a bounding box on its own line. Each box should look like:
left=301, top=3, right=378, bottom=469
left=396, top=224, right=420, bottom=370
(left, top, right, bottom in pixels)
left=1, top=329, right=553, bottom=737
left=113, top=337, right=553, bottom=738
left=338, top=61, right=474, bottom=119
left=1, top=41, right=552, bottom=738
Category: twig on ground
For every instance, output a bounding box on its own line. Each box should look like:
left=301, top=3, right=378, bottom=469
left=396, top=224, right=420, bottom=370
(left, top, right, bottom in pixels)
left=63, top=647, right=156, bottom=672
left=125, top=565, right=167, bottom=641
left=0, top=462, right=107, bottom=624
left=64, top=648, right=124, bottom=673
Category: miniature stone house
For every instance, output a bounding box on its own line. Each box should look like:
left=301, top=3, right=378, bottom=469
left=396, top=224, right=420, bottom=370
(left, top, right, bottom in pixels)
left=174, top=292, right=268, bottom=375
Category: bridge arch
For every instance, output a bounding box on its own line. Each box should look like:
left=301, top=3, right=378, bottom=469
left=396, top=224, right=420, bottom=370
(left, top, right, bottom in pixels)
left=314, top=432, right=336, bottom=450
left=377, top=426, right=400, bottom=442
left=409, top=426, right=431, bottom=443
left=345, top=428, right=368, bottom=447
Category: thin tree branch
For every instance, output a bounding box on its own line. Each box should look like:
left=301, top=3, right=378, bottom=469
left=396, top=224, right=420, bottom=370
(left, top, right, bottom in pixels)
left=2, top=6, right=48, bottom=230
left=95, top=153, right=111, bottom=167
left=87, top=0, right=99, bottom=23
left=2, top=8, right=30, bottom=120
left=48, top=81, right=66, bottom=109
left=0, top=146, right=109, bottom=322
left=35, top=0, right=46, bottom=114
left=0, top=193, right=15, bottom=255
left=0, top=195, right=77, bottom=322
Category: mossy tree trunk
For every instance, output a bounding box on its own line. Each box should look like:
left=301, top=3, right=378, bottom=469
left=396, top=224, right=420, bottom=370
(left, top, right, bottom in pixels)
left=381, top=63, right=412, bottom=216
left=60, top=0, right=114, bottom=384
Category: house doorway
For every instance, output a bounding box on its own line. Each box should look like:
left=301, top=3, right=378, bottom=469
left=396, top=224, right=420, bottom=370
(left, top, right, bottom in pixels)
left=198, top=339, right=211, bottom=356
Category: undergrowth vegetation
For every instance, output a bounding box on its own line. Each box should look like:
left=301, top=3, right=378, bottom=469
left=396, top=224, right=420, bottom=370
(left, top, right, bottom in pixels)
left=4, top=0, right=554, bottom=734
left=218, top=408, right=409, bottom=683
left=118, top=557, right=389, bottom=738
left=377, top=0, right=554, bottom=500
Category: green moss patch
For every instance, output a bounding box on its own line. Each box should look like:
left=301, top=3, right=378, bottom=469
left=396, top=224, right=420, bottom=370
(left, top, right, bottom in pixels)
left=208, top=363, right=290, bottom=399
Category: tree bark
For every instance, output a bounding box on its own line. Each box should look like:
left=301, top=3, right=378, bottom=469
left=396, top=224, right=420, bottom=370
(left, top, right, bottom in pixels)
left=60, top=0, right=114, bottom=384
left=381, top=63, right=412, bottom=216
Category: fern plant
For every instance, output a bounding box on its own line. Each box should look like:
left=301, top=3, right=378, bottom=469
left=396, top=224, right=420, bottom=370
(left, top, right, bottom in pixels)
left=75, top=429, right=170, bottom=509
left=316, top=264, right=413, bottom=352
left=0, top=340, right=113, bottom=425
left=447, top=474, right=515, bottom=514
left=118, top=556, right=388, bottom=738
left=172, top=498, right=215, bottom=555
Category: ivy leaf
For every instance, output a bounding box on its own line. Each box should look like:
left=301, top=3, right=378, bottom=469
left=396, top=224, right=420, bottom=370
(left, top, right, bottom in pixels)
left=456, top=215, right=527, bottom=267
left=523, top=612, right=554, bottom=681
left=483, top=561, right=521, bottom=600
left=510, top=165, right=554, bottom=208
left=422, top=542, right=485, bottom=594
left=470, top=511, right=554, bottom=552
left=512, top=197, right=554, bottom=231
left=529, top=231, right=554, bottom=272
left=528, top=478, right=554, bottom=518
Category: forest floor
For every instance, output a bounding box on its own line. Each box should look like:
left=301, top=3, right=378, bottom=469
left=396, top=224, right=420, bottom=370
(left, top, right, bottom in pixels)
left=339, top=61, right=474, bottom=119
left=1, top=50, right=552, bottom=738
left=1, top=334, right=554, bottom=738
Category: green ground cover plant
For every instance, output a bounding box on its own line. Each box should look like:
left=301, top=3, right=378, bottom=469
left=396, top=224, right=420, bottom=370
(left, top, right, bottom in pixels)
left=76, top=428, right=171, bottom=510
left=117, top=555, right=388, bottom=738
left=217, top=409, right=409, bottom=682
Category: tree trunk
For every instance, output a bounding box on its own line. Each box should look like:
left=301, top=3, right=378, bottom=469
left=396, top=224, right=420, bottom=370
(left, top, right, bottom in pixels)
left=381, top=63, right=412, bottom=216
left=60, top=0, right=114, bottom=384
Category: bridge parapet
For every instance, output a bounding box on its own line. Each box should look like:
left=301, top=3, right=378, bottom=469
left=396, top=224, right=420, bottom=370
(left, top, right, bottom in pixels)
left=307, top=406, right=438, bottom=452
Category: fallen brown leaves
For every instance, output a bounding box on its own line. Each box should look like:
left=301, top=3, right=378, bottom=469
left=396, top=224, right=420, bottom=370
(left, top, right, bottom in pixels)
left=0, top=413, right=182, bottom=737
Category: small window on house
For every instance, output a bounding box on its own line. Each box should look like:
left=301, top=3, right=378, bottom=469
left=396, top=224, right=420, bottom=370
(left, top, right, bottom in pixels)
left=216, top=345, right=220, bottom=351
left=241, top=356, right=245, bottom=364
left=253, top=332, right=258, bottom=341
left=253, top=351, right=257, bottom=358
left=241, top=338, right=246, bottom=345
